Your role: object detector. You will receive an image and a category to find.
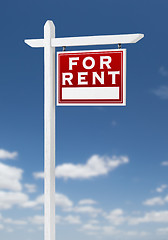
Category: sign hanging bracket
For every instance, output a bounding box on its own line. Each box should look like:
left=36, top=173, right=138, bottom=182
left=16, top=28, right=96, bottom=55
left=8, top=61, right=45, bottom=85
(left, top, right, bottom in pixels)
left=118, top=43, right=122, bottom=49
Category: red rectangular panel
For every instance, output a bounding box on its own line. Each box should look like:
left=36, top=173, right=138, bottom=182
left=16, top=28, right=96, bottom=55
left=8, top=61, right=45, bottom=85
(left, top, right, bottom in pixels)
left=57, top=49, right=126, bottom=106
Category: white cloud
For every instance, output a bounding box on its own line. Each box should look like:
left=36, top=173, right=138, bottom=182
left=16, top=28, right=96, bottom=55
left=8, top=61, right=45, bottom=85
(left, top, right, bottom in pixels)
left=0, top=224, right=4, bottom=230
left=80, top=217, right=151, bottom=238
left=56, top=193, right=73, bottom=208
left=68, top=206, right=102, bottom=217
left=0, top=149, right=18, bottom=160
left=128, top=210, right=168, bottom=225
left=24, top=184, right=36, bottom=193
left=4, top=218, right=27, bottom=225
left=124, top=231, right=138, bottom=236
left=0, top=162, right=23, bottom=191
left=157, top=227, right=168, bottom=235
left=88, top=219, right=99, bottom=225
left=21, top=194, right=43, bottom=208
left=143, top=197, right=165, bottom=206
left=0, top=191, right=28, bottom=210
left=80, top=220, right=101, bottom=234
left=80, top=223, right=121, bottom=237
left=81, top=223, right=121, bottom=237
left=140, top=231, right=149, bottom=236
left=153, top=86, right=168, bottom=99
left=78, top=199, right=97, bottom=205
left=64, top=215, right=81, bottom=224
left=103, top=226, right=120, bottom=235
left=29, top=215, right=44, bottom=225
left=22, top=193, right=73, bottom=209
left=55, top=155, right=129, bottom=180
left=34, top=155, right=129, bottom=180
left=143, top=195, right=168, bottom=206
left=105, top=208, right=168, bottom=226
left=104, top=208, right=168, bottom=227
left=82, top=223, right=101, bottom=231
left=124, top=231, right=149, bottom=237
left=0, top=214, right=27, bottom=230
left=29, top=214, right=80, bottom=225
left=34, top=172, right=44, bottom=178
left=105, top=209, right=125, bottom=226
left=161, top=161, right=168, bottom=166
left=159, top=66, right=168, bottom=77
left=156, top=184, right=167, bottom=193
left=6, top=228, right=13, bottom=232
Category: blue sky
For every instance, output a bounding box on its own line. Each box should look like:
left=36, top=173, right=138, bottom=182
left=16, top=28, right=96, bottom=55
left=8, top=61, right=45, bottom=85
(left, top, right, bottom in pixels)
left=1, top=0, right=168, bottom=239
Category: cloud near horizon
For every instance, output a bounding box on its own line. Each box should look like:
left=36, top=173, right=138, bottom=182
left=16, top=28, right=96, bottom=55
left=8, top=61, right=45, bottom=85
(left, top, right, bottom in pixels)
left=0, top=162, right=23, bottom=191
left=0, top=191, right=28, bottom=210
left=22, top=193, right=73, bottom=209
left=143, top=195, right=168, bottom=206
left=0, top=149, right=18, bottom=160
left=34, top=154, right=129, bottom=180
left=156, top=184, right=167, bottom=193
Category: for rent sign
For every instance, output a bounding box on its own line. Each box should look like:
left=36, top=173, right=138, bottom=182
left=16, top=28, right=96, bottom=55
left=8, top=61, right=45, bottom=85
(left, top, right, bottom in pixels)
left=57, top=49, right=126, bottom=106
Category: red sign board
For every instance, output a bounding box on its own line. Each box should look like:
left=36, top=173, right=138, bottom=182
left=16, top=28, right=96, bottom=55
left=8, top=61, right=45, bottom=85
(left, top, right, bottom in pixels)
left=57, top=49, right=126, bottom=106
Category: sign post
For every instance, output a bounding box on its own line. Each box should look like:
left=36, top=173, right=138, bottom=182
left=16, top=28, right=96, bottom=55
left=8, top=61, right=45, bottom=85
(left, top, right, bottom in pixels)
left=44, top=21, right=55, bottom=240
left=25, top=20, right=144, bottom=240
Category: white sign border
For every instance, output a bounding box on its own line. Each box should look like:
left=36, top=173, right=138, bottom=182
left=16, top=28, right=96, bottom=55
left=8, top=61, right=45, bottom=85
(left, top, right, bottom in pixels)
left=56, top=48, right=126, bottom=106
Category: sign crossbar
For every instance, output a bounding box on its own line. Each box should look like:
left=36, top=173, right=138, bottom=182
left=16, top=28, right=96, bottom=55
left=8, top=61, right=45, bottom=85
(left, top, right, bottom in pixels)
left=25, top=33, right=144, bottom=48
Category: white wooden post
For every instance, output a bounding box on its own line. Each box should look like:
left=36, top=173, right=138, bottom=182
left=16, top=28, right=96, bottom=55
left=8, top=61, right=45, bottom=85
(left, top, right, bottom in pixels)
left=44, top=21, right=55, bottom=240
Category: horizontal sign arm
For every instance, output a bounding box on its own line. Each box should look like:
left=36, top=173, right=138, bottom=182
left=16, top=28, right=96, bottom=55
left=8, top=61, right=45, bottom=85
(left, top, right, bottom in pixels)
left=24, top=39, right=44, bottom=48
left=52, top=33, right=144, bottom=47
left=24, top=33, right=144, bottom=48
